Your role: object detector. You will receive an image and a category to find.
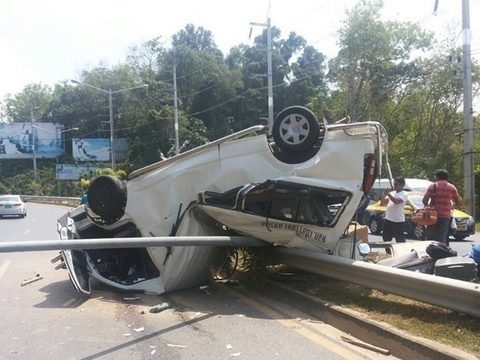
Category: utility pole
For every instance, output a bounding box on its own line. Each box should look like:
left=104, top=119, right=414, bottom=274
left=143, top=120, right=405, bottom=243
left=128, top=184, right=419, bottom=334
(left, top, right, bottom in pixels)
left=250, top=4, right=274, bottom=133
left=266, top=10, right=273, bottom=134
left=108, top=89, right=115, bottom=171
left=71, top=80, right=147, bottom=171
left=30, top=107, right=37, bottom=179
left=173, top=54, right=180, bottom=155
left=462, top=0, right=475, bottom=217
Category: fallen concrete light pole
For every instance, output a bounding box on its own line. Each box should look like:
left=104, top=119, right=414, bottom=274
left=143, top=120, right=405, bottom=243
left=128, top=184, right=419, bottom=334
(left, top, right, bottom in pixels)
left=0, top=236, right=267, bottom=253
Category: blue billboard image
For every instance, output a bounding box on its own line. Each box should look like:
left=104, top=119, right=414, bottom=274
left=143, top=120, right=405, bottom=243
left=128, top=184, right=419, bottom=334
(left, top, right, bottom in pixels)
left=0, top=123, right=64, bottom=159
left=72, top=138, right=110, bottom=162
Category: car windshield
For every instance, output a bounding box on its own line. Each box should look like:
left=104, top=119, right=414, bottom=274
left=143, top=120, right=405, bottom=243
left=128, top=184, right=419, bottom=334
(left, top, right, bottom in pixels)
left=0, top=196, right=20, bottom=202
left=242, top=181, right=350, bottom=227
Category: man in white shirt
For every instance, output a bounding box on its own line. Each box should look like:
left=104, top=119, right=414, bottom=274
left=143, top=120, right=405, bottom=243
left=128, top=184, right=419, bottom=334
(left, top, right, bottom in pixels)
left=381, top=176, right=408, bottom=243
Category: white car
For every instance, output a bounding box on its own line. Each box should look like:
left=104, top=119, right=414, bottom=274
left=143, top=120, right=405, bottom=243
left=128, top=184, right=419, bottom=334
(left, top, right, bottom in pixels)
left=55, top=106, right=389, bottom=295
left=0, top=195, right=27, bottom=218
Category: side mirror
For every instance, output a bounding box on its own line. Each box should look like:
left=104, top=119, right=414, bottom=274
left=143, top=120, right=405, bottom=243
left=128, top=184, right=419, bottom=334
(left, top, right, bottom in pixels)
left=357, top=242, right=371, bottom=257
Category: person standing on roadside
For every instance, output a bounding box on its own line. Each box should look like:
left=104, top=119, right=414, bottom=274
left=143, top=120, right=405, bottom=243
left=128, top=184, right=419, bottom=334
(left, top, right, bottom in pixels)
left=422, top=169, right=460, bottom=245
left=381, top=176, right=408, bottom=243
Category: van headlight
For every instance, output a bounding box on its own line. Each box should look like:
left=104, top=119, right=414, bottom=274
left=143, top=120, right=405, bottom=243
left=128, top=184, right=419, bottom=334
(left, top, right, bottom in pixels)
left=466, top=216, right=475, bottom=225
left=60, top=227, right=69, bottom=240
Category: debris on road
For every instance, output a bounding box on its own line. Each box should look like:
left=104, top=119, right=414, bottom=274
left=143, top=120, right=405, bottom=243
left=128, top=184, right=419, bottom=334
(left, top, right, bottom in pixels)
left=340, top=335, right=390, bottom=355
left=199, top=285, right=210, bottom=295
left=225, top=279, right=239, bottom=286
left=149, top=302, right=171, bottom=313
left=167, top=344, right=187, bottom=348
left=229, top=352, right=241, bottom=357
left=20, top=273, right=43, bottom=287
left=122, top=296, right=141, bottom=301
left=134, top=327, right=144, bottom=332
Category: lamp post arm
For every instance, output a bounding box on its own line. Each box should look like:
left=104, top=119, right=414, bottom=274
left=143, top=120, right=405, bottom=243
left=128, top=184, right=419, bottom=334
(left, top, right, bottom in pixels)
left=111, top=84, right=148, bottom=94
left=71, top=80, right=109, bottom=94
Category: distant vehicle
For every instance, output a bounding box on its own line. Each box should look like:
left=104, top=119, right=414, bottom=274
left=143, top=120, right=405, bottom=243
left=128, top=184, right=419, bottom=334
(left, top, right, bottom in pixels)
left=55, top=106, right=389, bottom=296
left=366, top=193, right=474, bottom=240
left=0, top=195, right=27, bottom=218
left=369, top=178, right=432, bottom=202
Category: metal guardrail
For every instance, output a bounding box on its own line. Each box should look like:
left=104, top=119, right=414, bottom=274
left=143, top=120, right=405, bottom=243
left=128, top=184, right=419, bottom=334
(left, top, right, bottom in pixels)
left=272, top=248, right=480, bottom=318
left=21, top=195, right=81, bottom=207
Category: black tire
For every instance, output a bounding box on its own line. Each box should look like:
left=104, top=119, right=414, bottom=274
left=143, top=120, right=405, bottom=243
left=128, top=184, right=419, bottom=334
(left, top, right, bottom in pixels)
left=87, top=175, right=127, bottom=225
left=272, top=106, right=320, bottom=154
left=413, top=224, right=426, bottom=240
left=453, top=235, right=467, bottom=241
left=369, top=216, right=383, bottom=235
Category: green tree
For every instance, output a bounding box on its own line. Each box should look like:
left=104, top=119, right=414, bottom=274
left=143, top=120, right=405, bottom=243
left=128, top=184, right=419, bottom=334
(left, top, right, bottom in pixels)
left=4, top=83, right=54, bottom=123
left=328, top=0, right=432, bottom=122
left=226, top=27, right=327, bottom=129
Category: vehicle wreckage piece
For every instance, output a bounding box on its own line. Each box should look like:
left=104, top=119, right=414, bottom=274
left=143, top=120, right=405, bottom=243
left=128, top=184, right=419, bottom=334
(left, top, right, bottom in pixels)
left=56, top=106, right=389, bottom=296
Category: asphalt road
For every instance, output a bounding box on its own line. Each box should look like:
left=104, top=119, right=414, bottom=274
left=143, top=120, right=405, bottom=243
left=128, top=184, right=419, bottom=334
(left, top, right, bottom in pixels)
left=368, top=230, right=479, bottom=257
left=0, top=203, right=398, bottom=360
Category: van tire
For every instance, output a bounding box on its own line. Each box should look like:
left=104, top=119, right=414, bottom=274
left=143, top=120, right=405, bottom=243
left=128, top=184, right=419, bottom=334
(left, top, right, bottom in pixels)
left=272, top=106, right=320, bottom=154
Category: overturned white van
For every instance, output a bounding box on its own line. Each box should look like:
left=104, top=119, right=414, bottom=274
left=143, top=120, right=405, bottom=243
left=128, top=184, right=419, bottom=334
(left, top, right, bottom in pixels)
left=56, top=106, right=389, bottom=295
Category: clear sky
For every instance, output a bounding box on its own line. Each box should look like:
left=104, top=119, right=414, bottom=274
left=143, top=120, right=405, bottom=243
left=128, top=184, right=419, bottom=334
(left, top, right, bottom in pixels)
left=0, top=0, right=479, bottom=101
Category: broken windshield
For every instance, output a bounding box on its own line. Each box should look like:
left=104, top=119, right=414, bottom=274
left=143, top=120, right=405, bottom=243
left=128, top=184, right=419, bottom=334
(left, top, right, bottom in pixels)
left=242, top=181, right=350, bottom=227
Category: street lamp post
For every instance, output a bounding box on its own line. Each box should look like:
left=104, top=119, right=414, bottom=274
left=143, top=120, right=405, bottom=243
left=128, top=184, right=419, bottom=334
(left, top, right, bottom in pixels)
left=71, top=80, right=148, bottom=171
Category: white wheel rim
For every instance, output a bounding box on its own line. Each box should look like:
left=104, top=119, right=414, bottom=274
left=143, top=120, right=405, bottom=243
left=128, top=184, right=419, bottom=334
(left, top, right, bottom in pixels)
left=279, top=114, right=310, bottom=145
left=415, top=226, right=423, bottom=238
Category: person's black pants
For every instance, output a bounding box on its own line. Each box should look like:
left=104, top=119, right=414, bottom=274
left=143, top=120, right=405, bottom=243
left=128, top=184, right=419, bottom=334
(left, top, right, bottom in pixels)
left=382, top=219, right=406, bottom=243
left=426, top=217, right=451, bottom=245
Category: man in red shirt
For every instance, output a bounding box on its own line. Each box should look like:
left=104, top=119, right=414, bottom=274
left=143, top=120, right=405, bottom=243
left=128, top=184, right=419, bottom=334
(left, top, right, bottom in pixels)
left=422, top=169, right=460, bottom=244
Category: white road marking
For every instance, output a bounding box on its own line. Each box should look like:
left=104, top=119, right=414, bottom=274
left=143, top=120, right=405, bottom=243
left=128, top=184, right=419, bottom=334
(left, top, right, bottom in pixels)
left=0, top=260, right=12, bottom=281
left=62, top=298, right=78, bottom=307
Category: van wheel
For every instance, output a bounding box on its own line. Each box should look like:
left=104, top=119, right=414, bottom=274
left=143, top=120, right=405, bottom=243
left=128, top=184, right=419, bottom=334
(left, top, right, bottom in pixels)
left=272, top=106, right=320, bottom=154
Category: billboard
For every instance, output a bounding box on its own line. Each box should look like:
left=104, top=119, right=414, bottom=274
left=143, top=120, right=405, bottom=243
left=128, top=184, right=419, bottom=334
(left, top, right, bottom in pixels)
left=72, top=138, right=128, bottom=162
left=114, top=138, right=128, bottom=161
left=56, top=164, right=101, bottom=180
left=0, top=122, right=65, bottom=159
left=72, top=138, right=110, bottom=162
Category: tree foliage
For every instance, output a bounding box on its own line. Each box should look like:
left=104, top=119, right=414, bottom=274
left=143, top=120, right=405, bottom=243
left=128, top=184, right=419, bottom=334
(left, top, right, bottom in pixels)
left=0, top=10, right=478, bottom=213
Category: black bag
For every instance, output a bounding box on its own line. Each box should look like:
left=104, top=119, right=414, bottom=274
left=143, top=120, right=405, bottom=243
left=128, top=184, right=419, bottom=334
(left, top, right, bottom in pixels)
left=426, top=243, right=457, bottom=260
left=434, top=256, right=478, bottom=282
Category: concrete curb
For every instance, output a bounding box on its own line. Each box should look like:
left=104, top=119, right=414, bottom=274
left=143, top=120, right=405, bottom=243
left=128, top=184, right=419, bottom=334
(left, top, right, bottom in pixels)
left=269, top=280, right=477, bottom=360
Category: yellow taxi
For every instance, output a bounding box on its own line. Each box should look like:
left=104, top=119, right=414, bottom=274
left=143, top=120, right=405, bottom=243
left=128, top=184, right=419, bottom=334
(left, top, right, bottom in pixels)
left=365, top=193, right=474, bottom=240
